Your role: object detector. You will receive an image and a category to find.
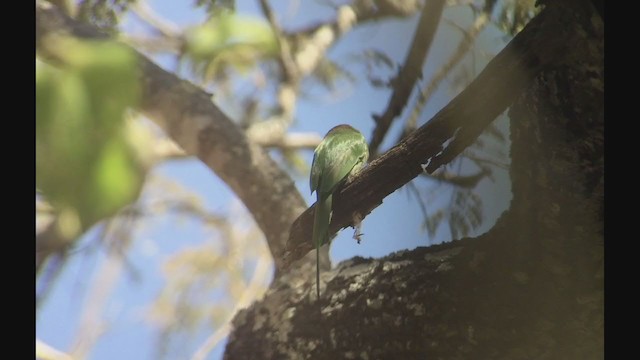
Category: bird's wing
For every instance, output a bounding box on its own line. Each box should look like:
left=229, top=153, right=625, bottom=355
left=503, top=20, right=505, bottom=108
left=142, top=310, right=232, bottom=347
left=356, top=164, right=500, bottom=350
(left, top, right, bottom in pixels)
left=318, top=136, right=367, bottom=196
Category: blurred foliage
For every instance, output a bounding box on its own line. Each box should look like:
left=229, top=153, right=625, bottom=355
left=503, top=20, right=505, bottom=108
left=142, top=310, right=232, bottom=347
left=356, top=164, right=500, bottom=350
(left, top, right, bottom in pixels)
left=420, top=117, right=508, bottom=240
left=449, top=190, right=483, bottom=239
left=280, top=149, right=310, bottom=177
left=77, top=0, right=136, bottom=31
left=309, top=58, right=357, bottom=92
left=182, top=13, right=278, bottom=83
left=423, top=185, right=485, bottom=240
left=194, top=0, right=236, bottom=15
left=151, top=243, right=231, bottom=359
left=350, top=48, right=396, bottom=89
left=424, top=209, right=445, bottom=238
left=139, top=177, right=271, bottom=359
left=409, top=0, right=520, bottom=240
left=36, top=39, right=143, bottom=241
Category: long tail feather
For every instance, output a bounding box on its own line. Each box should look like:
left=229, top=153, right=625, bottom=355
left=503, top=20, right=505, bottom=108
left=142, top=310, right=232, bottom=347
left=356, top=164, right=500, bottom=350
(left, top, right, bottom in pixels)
left=312, top=194, right=332, bottom=298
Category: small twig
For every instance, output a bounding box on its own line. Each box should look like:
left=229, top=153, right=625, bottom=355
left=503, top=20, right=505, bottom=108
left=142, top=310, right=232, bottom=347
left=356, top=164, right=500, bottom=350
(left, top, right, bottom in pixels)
left=464, top=152, right=509, bottom=170
left=69, top=249, right=123, bottom=358
left=368, top=0, right=447, bottom=157
left=125, top=1, right=183, bottom=55
left=191, top=252, right=271, bottom=360
left=247, top=0, right=303, bottom=149
left=400, top=5, right=494, bottom=144
left=68, top=216, right=136, bottom=359
left=259, top=0, right=298, bottom=82
left=36, top=251, right=66, bottom=310
left=407, top=182, right=430, bottom=223
left=130, top=0, right=180, bottom=38
left=36, top=338, right=74, bottom=360
left=421, top=168, right=489, bottom=188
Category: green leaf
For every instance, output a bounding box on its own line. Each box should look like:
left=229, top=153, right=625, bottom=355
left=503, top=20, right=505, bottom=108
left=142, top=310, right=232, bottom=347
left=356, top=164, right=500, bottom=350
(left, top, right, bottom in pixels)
left=90, top=136, right=143, bottom=220
left=36, top=40, right=143, bottom=240
left=184, top=13, right=277, bottom=80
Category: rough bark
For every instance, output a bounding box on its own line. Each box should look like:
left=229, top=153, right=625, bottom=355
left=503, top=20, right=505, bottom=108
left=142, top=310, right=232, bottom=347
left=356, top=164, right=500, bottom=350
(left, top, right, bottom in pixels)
left=225, top=1, right=603, bottom=358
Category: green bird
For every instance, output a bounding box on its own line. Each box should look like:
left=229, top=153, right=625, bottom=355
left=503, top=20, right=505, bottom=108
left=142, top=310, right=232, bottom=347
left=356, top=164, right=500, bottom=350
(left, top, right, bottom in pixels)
left=310, top=124, right=369, bottom=298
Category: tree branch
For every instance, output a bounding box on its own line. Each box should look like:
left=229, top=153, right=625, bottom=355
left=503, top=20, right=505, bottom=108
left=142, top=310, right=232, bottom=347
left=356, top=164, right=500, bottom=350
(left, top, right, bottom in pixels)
left=36, top=339, right=74, bottom=360
left=130, top=0, right=180, bottom=38
left=247, top=0, right=426, bottom=146
left=399, top=1, right=496, bottom=143
left=368, top=0, right=447, bottom=156
left=258, top=0, right=297, bottom=82
left=254, top=132, right=323, bottom=150
left=422, top=168, right=489, bottom=188
left=247, top=3, right=360, bottom=146
left=284, top=0, right=588, bottom=270
left=244, top=0, right=301, bottom=148
left=35, top=1, right=307, bottom=273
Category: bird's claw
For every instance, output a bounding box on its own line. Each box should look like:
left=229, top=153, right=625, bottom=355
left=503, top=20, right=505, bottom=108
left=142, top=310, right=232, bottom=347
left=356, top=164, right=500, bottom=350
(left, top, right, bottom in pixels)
left=351, top=211, right=364, bottom=243
left=353, top=229, right=364, bottom=244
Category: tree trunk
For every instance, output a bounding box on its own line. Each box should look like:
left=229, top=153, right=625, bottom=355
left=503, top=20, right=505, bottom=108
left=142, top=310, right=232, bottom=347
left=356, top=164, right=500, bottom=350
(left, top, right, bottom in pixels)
left=224, top=1, right=603, bottom=359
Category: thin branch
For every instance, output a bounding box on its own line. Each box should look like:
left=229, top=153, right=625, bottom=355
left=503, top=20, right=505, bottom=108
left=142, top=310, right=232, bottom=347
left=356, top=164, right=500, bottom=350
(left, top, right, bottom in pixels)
left=130, top=0, right=180, bottom=38
left=69, top=218, right=130, bottom=359
left=224, top=1, right=423, bottom=150
left=368, top=0, right=447, bottom=157
left=123, top=1, right=183, bottom=54
left=36, top=219, right=67, bottom=274
left=421, top=168, right=489, bottom=188
left=191, top=252, right=271, bottom=360
left=356, top=0, right=423, bottom=20
left=406, top=182, right=429, bottom=221
left=251, top=0, right=300, bottom=140
left=36, top=251, right=66, bottom=309
left=247, top=3, right=360, bottom=147
left=464, top=152, right=509, bottom=170
left=258, top=0, right=297, bottom=82
left=399, top=2, right=495, bottom=143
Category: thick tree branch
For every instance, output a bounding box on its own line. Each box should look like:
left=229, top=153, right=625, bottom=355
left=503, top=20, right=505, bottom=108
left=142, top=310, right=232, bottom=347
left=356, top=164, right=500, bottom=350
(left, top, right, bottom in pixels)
left=255, top=132, right=323, bottom=150
left=284, top=0, right=592, bottom=270
left=35, top=1, right=307, bottom=272
left=368, top=0, right=447, bottom=156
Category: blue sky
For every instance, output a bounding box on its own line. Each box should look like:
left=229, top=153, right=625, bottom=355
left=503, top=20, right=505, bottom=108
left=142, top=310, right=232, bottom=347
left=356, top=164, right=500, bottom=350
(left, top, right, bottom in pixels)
left=36, top=1, right=512, bottom=359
